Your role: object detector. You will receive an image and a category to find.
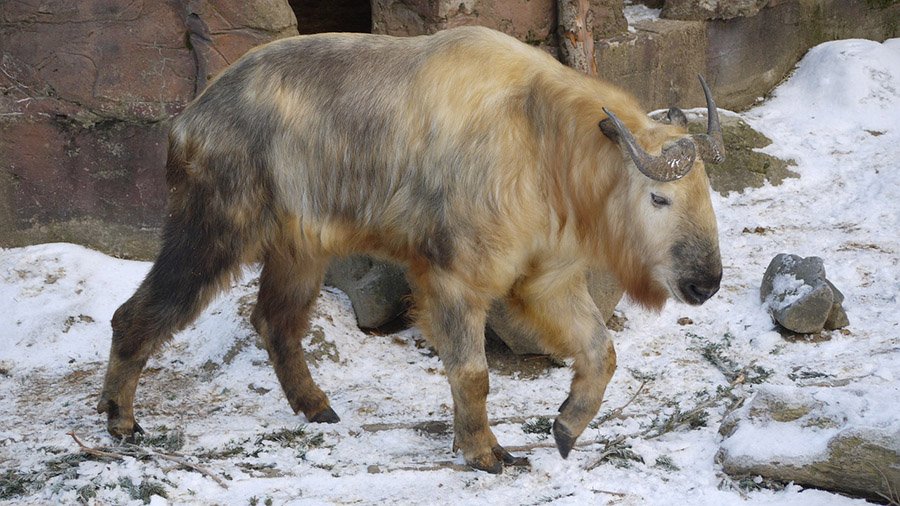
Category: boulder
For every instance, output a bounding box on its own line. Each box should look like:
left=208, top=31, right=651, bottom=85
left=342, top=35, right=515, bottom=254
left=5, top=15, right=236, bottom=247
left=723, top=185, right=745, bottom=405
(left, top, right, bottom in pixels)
left=760, top=254, right=849, bottom=334
left=718, top=385, right=900, bottom=502
left=324, top=256, right=410, bottom=329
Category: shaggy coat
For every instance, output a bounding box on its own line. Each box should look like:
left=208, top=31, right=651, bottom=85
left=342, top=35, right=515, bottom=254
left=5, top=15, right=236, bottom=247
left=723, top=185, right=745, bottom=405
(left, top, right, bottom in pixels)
left=98, top=26, right=723, bottom=473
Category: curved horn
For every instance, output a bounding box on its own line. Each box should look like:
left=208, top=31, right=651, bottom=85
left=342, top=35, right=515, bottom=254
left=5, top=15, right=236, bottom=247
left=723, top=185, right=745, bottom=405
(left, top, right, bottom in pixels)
left=693, top=75, right=725, bottom=164
left=601, top=108, right=696, bottom=182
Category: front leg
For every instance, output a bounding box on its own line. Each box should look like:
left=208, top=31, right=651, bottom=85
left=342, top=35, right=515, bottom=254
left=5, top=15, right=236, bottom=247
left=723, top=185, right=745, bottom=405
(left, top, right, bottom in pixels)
left=412, top=273, right=529, bottom=473
left=501, top=267, right=617, bottom=458
left=553, top=328, right=616, bottom=458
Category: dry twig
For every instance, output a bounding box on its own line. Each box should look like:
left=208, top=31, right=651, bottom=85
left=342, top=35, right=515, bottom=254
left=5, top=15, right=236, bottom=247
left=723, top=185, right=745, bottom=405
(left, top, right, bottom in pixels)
left=584, top=373, right=748, bottom=470
left=67, top=431, right=229, bottom=489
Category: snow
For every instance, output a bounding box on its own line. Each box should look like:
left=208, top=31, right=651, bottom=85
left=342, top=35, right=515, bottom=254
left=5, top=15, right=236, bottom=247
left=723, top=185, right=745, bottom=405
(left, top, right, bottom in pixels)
left=623, top=1, right=661, bottom=32
left=2, top=38, right=899, bottom=505
left=765, top=273, right=812, bottom=311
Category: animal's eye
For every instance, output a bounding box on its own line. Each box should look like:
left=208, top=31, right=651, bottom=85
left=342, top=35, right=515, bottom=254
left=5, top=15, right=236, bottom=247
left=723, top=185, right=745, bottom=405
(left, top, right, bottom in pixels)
left=651, top=193, right=671, bottom=208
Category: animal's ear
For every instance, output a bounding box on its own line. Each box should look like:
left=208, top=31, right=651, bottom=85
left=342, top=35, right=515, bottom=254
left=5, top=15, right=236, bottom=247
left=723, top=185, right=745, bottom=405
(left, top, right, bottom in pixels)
left=599, top=118, right=620, bottom=143
left=666, top=107, right=688, bottom=127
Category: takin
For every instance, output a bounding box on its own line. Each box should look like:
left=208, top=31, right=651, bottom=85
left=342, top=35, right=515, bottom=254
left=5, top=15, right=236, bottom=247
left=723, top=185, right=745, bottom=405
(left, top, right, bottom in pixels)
left=97, top=25, right=724, bottom=474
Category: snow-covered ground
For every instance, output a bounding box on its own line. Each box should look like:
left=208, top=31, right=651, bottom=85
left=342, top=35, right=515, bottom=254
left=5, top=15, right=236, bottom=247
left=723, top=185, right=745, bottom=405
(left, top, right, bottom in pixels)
left=2, top=39, right=898, bottom=505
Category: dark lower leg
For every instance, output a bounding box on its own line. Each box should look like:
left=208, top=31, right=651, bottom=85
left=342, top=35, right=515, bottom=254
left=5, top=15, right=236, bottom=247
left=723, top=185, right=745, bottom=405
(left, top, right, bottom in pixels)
left=97, top=212, right=244, bottom=438
left=253, top=250, right=336, bottom=423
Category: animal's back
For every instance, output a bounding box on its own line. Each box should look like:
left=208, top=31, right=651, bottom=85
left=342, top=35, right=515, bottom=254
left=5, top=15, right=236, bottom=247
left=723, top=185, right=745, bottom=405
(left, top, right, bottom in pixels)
left=169, top=27, right=559, bottom=263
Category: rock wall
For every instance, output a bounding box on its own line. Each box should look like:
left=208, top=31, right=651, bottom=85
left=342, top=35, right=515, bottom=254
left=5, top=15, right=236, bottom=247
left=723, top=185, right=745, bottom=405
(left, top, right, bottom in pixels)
left=597, top=0, right=899, bottom=111
left=0, top=0, right=297, bottom=257
left=372, top=0, right=627, bottom=46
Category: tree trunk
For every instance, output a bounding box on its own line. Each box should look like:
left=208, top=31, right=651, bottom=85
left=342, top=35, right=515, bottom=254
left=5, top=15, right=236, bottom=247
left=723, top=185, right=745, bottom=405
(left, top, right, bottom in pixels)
left=558, top=0, right=597, bottom=75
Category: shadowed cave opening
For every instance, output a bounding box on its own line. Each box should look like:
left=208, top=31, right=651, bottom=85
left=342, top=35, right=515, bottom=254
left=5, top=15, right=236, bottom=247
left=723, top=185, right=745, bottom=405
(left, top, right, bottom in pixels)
left=289, top=0, right=373, bottom=33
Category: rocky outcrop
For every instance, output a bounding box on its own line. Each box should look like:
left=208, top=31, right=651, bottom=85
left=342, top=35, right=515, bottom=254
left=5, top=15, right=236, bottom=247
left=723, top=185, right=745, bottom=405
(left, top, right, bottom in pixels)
left=598, top=0, right=899, bottom=112
left=0, top=0, right=298, bottom=257
left=719, top=385, right=900, bottom=502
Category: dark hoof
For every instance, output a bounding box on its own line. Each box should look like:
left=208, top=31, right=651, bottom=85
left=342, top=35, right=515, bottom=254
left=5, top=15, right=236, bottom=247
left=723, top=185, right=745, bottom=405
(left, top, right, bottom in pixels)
left=467, top=454, right=503, bottom=474
left=493, top=445, right=530, bottom=467
left=101, top=399, right=142, bottom=440
left=121, top=421, right=147, bottom=443
left=107, top=416, right=143, bottom=440
left=553, top=419, right=577, bottom=459
left=309, top=406, right=340, bottom=424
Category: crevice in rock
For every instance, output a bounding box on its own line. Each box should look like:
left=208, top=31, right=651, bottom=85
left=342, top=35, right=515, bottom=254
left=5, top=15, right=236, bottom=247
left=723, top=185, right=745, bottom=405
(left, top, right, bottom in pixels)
left=289, top=0, right=372, bottom=34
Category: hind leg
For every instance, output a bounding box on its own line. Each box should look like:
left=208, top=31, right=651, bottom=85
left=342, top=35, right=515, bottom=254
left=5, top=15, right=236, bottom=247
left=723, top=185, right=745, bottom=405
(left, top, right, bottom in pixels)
left=251, top=233, right=337, bottom=423
left=97, top=229, right=243, bottom=438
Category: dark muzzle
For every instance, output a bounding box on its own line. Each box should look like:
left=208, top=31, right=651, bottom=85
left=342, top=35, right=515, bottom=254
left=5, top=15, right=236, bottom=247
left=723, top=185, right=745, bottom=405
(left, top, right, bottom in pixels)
left=678, top=272, right=721, bottom=305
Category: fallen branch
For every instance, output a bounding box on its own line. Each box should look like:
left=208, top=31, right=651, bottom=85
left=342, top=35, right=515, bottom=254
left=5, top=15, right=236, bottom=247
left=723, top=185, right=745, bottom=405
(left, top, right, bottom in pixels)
left=361, top=413, right=559, bottom=434
left=370, top=460, right=472, bottom=474
left=585, top=372, right=748, bottom=470
left=67, top=431, right=229, bottom=489
left=594, top=379, right=648, bottom=426
left=363, top=378, right=650, bottom=437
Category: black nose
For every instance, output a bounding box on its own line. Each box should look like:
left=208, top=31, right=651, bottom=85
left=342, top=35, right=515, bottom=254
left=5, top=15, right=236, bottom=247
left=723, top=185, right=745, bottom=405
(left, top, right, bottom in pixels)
left=679, top=277, right=721, bottom=305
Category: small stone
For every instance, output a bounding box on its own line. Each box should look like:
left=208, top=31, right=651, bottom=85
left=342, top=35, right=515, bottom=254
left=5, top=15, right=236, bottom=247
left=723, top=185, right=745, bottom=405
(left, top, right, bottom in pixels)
left=760, top=254, right=837, bottom=334
left=822, top=279, right=850, bottom=330
left=824, top=303, right=850, bottom=330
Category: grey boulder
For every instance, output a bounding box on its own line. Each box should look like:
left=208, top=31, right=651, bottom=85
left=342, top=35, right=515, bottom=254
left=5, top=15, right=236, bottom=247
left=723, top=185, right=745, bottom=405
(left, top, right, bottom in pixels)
left=760, top=254, right=849, bottom=334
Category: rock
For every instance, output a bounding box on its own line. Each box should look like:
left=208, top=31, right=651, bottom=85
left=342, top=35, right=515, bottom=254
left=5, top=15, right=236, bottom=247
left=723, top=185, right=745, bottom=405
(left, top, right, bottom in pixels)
left=760, top=254, right=849, bottom=334
left=718, top=385, right=900, bottom=502
left=661, top=0, right=769, bottom=21
left=823, top=279, right=850, bottom=330
left=595, top=17, right=709, bottom=111
left=823, top=303, right=850, bottom=331
left=324, top=256, right=411, bottom=329
left=372, top=0, right=626, bottom=49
